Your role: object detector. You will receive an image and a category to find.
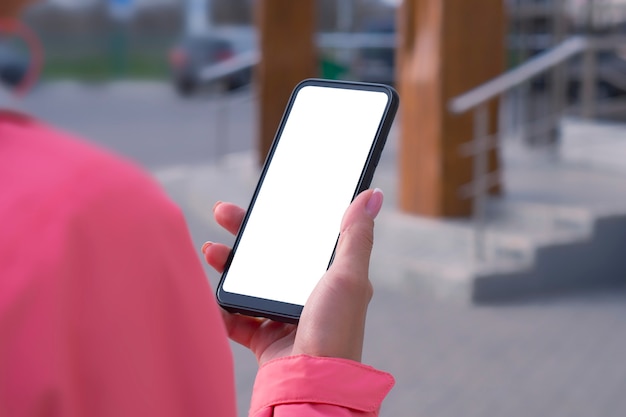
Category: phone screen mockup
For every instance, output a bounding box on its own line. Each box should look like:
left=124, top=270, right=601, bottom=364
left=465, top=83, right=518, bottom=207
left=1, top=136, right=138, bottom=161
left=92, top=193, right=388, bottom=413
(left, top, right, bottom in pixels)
left=217, top=79, right=398, bottom=322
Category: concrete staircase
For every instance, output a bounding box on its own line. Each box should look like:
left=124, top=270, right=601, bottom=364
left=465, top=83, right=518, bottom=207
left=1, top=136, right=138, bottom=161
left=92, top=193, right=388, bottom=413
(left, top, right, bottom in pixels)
left=369, top=118, right=626, bottom=303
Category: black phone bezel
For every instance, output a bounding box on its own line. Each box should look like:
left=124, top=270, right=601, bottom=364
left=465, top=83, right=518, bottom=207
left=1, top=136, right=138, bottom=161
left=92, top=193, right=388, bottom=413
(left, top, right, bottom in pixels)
left=216, top=78, right=399, bottom=324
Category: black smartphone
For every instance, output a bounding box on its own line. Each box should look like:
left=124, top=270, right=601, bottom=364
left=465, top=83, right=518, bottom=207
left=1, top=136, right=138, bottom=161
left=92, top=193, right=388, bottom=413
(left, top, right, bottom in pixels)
left=216, top=79, right=399, bottom=323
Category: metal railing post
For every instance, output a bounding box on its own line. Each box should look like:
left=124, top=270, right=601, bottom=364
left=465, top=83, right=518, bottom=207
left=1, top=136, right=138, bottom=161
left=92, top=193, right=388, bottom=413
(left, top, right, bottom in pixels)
left=581, top=42, right=597, bottom=119
left=473, top=104, right=489, bottom=262
left=214, top=92, right=228, bottom=160
left=549, top=0, right=567, bottom=146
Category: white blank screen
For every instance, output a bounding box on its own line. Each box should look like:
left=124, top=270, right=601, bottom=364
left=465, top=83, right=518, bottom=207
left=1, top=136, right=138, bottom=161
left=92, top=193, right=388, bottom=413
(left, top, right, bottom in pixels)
left=222, top=85, right=389, bottom=306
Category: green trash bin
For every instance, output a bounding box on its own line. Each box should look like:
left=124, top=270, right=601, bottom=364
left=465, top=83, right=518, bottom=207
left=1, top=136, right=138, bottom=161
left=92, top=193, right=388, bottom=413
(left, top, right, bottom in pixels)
left=320, top=57, right=348, bottom=80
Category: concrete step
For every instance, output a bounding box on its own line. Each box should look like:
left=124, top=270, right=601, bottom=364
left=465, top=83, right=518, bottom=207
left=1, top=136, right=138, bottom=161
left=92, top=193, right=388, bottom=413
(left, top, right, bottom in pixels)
left=472, top=213, right=626, bottom=302
left=480, top=199, right=594, bottom=264
left=371, top=198, right=594, bottom=272
left=366, top=117, right=626, bottom=303
left=371, top=179, right=625, bottom=303
left=371, top=208, right=626, bottom=304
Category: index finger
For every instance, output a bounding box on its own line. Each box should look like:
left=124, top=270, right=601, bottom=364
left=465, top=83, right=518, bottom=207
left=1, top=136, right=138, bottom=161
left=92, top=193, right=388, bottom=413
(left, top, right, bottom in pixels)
left=213, top=201, right=246, bottom=235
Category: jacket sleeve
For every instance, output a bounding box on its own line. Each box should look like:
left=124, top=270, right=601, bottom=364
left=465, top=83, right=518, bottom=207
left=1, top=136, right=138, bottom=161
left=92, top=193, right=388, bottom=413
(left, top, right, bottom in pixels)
left=0, top=158, right=238, bottom=417
left=250, top=355, right=395, bottom=417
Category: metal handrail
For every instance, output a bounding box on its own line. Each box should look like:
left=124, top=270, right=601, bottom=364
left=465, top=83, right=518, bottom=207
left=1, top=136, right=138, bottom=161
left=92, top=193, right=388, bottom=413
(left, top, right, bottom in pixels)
left=449, top=36, right=588, bottom=115
left=198, top=50, right=259, bottom=83
left=448, top=35, right=588, bottom=262
left=447, top=32, right=626, bottom=262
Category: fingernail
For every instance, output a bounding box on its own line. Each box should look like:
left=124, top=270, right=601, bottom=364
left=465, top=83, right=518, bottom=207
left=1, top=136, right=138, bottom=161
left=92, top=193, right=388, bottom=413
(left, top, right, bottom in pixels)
left=365, top=188, right=384, bottom=219
left=201, top=241, right=214, bottom=254
left=212, top=201, right=223, bottom=212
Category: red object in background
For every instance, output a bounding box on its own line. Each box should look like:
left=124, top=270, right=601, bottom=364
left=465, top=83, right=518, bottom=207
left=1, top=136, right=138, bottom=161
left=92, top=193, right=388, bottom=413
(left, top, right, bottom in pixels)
left=168, top=45, right=232, bottom=70
left=0, top=18, right=43, bottom=97
left=215, top=48, right=234, bottom=62
left=168, top=47, right=187, bottom=69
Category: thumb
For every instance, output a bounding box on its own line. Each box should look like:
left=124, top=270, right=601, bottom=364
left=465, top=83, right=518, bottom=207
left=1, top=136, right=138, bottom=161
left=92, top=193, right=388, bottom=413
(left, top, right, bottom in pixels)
left=329, top=188, right=384, bottom=280
left=295, top=189, right=384, bottom=361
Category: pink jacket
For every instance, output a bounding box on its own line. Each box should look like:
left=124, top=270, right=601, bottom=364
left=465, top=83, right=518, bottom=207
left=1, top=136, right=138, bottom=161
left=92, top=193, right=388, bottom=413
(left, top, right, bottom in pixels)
left=0, top=112, right=394, bottom=416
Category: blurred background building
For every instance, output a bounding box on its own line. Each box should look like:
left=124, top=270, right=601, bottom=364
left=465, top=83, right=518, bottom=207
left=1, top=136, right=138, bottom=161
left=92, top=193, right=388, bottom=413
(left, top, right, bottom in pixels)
left=8, top=0, right=396, bottom=84
left=2, top=1, right=623, bottom=110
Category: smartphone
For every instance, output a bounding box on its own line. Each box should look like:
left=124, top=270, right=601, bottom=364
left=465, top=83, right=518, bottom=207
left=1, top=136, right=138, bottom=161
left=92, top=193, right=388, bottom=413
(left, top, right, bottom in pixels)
left=216, top=79, right=399, bottom=323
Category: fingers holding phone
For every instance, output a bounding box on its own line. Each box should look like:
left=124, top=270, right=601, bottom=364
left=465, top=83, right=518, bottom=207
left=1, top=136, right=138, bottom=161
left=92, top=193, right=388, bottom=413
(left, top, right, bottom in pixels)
left=203, top=78, right=398, bottom=363
left=203, top=188, right=383, bottom=364
left=203, top=203, right=297, bottom=365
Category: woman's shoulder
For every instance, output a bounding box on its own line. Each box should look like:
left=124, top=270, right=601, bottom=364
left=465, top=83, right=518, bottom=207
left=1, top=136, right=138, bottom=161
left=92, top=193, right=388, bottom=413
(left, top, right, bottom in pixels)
left=0, top=112, right=172, bottom=220
left=2, top=112, right=148, bottom=181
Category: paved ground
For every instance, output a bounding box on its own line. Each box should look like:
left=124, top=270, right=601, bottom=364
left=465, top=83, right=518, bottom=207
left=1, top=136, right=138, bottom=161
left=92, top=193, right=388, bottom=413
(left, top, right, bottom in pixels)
left=22, top=81, right=255, bottom=169
left=22, top=82, right=626, bottom=416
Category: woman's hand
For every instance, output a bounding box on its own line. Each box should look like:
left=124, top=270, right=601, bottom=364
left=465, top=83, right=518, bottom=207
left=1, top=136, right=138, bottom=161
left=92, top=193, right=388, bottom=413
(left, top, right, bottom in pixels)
left=203, top=189, right=383, bottom=366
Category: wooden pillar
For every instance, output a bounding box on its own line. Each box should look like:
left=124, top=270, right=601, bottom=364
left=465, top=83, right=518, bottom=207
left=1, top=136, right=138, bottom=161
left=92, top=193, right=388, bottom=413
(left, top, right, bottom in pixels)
left=397, top=0, right=504, bottom=217
left=255, top=0, right=317, bottom=164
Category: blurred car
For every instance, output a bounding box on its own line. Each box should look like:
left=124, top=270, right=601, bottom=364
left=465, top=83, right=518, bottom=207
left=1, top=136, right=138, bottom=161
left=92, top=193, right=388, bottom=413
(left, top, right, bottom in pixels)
left=352, top=19, right=396, bottom=86
left=0, top=39, right=28, bottom=88
left=168, top=34, right=252, bottom=96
